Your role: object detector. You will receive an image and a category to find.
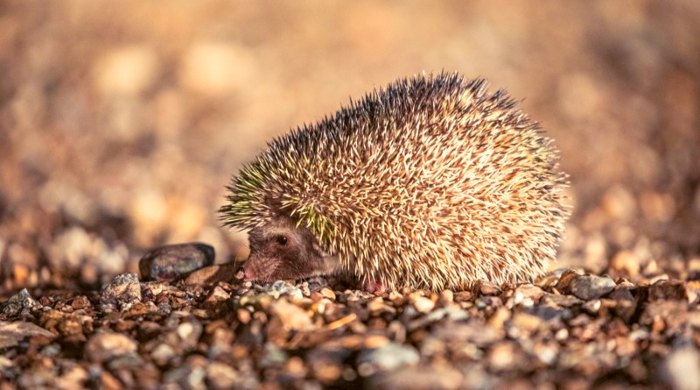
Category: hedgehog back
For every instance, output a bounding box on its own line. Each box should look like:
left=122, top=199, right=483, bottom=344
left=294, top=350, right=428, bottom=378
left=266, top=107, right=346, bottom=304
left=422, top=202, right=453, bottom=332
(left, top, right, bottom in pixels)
left=222, top=73, right=569, bottom=290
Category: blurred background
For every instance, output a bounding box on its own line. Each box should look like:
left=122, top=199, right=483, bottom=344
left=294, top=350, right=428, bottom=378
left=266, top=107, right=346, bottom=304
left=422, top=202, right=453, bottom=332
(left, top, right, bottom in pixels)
left=1, top=1, right=699, bottom=293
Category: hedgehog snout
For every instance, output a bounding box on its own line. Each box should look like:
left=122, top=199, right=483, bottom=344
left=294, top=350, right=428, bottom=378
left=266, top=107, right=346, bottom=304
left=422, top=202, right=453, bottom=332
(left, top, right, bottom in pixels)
left=242, top=265, right=256, bottom=280
left=240, top=255, right=275, bottom=281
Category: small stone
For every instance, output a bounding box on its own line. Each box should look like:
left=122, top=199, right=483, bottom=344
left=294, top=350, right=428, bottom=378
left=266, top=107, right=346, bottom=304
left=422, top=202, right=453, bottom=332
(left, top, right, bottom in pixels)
left=610, top=287, right=635, bottom=302
left=55, top=365, right=89, bottom=389
left=206, top=286, right=231, bottom=303
left=542, top=293, right=583, bottom=307
left=320, top=288, right=336, bottom=300
left=439, top=289, right=454, bottom=305
left=1, top=288, right=38, bottom=316
left=412, top=296, right=435, bottom=314
left=285, top=357, right=308, bottom=378
left=265, top=281, right=304, bottom=299
left=0, top=321, right=55, bottom=349
left=270, top=299, right=314, bottom=331
left=488, top=342, right=519, bottom=371
left=100, top=273, right=141, bottom=311
left=533, top=343, right=558, bottom=365
left=509, top=312, right=544, bottom=334
left=85, top=332, right=137, bottom=363
left=371, top=365, right=464, bottom=390
left=648, top=280, right=688, bottom=301
left=177, top=321, right=203, bottom=349
left=453, top=291, right=473, bottom=302
left=479, top=281, right=502, bottom=295
left=554, top=269, right=583, bottom=293
left=611, top=250, right=641, bottom=277
left=408, top=306, right=467, bottom=330
left=237, top=308, right=252, bottom=324
left=569, top=275, right=616, bottom=300
left=139, top=243, right=215, bottom=281
left=182, top=263, right=238, bottom=285
left=368, top=297, right=393, bottom=315
left=357, top=342, right=420, bottom=375
left=206, top=362, right=239, bottom=390
left=151, top=343, right=176, bottom=366
left=582, top=299, right=602, bottom=314
left=662, top=347, right=700, bottom=390
left=513, top=284, right=545, bottom=305
left=388, top=291, right=406, bottom=305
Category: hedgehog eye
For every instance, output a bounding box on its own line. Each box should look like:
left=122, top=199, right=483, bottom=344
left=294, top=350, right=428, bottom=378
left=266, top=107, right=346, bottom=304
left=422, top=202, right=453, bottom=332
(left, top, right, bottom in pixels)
left=275, top=235, right=288, bottom=246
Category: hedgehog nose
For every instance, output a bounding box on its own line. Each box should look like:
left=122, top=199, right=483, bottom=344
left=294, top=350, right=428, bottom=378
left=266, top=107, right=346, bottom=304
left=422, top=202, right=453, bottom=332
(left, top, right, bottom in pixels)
left=243, top=265, right=256, bottom=280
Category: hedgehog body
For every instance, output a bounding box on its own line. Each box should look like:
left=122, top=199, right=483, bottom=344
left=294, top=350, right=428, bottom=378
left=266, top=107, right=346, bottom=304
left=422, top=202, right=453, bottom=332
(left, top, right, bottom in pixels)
left=221, top=73, right=569, bottom=291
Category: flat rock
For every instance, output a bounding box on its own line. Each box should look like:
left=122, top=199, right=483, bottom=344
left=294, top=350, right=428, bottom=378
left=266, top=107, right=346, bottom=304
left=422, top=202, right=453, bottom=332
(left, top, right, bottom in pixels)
left=85, top=331, right=138, bottom=363
left=140, top=242, right=215, bottom=281
left=569, top=275, right=616, bottom=300
left=182, top=263, right=238, bottom=285
left=0, top=321, right=55, bottom=349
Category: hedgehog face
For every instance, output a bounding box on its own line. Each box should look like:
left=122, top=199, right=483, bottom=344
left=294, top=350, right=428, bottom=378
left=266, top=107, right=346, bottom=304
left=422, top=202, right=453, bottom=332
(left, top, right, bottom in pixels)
left=241, top=218, right=328, bottom=282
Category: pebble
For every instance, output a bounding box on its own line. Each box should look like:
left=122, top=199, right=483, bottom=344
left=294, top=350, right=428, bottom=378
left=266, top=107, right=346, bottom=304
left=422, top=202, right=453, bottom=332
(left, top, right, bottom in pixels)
left=488, top=342, right=519, bottom=371
left=1, top=288, right=37, bottom=316
left=357, top=342, right=420, bottom=375
left=411, top=295, right=435, bottom=313
left=100, top=272, right=141, bottom=311
left=206, top=362, right=240, bottom=389
left=439, top=289, right=454, bottom=305
left=320, top=288, right=336, bottom=300
left=182, top=263, right=238, bottom=285
left=582, top=299, right=602, bottom=314
left=151, top=343, right=176, bottom=365
left=509, top=312, right=544, bottom=334
left=206, top=286, right=231, bottom=303
left=611, top=250, right=641, bottom=277
left=265, top=280, right=304, bottom=300
left=372, top=365, right=464, bottom=390
left=0, top=321, right=55, bottom=348
left=514, top=284, right=545, bottom=303
left=479, top=281, right=502, bottom=296
left=139, top=242, right=215, bottom=281
left=662, top=347, right=700, bottom=390
left=85, top=332, right=138, bottom=363
left=177, top=321, right=203, bottom=349
left=569, top=275, right=616, bottom=300
left=270, top=299, right=314, bottom=332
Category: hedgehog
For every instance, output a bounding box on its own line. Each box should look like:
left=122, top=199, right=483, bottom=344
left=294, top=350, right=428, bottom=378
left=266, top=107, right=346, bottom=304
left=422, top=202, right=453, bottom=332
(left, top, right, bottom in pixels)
left=220, top=72, right=569, bottom=291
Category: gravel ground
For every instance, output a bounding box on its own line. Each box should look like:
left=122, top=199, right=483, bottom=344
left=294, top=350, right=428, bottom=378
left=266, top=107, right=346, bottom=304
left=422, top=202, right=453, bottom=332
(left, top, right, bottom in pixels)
left=1, top=265, right=699, bottom=389
left=2, top=1, right=700, bottom=389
